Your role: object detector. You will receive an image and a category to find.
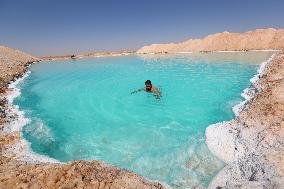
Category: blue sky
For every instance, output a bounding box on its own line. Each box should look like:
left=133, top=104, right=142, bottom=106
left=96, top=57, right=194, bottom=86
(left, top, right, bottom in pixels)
left=0, top=0, right=283, bottom=56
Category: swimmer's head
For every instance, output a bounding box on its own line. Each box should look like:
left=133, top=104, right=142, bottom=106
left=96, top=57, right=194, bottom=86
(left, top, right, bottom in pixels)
left=145, top=80, right=152, bottom=92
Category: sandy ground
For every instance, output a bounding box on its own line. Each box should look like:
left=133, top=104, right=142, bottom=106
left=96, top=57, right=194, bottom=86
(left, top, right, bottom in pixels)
left=40, top=51, right=135, bottom=61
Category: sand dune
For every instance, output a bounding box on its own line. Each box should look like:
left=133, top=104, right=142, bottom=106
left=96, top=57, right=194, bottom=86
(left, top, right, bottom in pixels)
left=137, top=28, right=284, bottom=53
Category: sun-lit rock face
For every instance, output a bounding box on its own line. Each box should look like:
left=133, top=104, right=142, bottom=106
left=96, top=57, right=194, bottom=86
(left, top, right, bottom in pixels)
left=137, top=28, right=284, bottom=53
left=0, top=158, right=166, bottom=189
left=0, top=46, right=39, bottom=90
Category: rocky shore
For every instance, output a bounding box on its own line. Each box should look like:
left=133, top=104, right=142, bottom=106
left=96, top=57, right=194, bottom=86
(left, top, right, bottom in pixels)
left=206, top=51, right=284, bottom=188
left=0, top=46, right=165, bottom=189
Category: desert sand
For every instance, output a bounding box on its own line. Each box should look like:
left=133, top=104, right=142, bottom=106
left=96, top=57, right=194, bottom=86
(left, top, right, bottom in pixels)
left=137, top=28, right=284, bottom=54
left=40, top=51, right=134, bottom=61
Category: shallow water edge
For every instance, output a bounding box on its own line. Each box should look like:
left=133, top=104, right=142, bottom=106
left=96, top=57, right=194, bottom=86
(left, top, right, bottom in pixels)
left=206, top=53, right=276, bottom=163
left=3, top=69, right=61, bottom=163
left=206, top=52, right=284, bottom=188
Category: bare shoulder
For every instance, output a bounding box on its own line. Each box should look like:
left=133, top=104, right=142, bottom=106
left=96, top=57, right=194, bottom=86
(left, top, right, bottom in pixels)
left=152, top=86, right=159, bottom=92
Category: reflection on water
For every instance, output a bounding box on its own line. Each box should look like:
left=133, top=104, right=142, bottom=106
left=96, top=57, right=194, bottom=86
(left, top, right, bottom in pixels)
left=138, top=51, right=275, bottom=65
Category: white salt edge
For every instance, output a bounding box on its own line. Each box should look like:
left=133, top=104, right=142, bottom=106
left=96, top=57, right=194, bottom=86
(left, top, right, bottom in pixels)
left=233, top=53, right=276, bottom=116
left=205, top=53, right=278, bottom=189
left=3, top=68, right=61, bottom=164
left=205, top=53, right=277, bottom=163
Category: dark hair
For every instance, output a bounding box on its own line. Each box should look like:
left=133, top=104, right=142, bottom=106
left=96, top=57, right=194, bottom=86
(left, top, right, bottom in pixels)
left=145, top=80, right=152, bottom=85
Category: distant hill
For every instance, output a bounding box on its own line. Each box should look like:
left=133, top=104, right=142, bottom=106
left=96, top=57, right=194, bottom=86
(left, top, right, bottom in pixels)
left=137, top=28, right=284, bottom=54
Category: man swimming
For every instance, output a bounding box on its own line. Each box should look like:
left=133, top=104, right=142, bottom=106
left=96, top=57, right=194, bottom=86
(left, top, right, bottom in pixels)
left=131, top=80, right=161, bottom=100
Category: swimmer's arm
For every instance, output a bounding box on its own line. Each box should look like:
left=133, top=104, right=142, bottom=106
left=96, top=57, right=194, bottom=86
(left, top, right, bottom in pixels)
left=156, top=93, right=161, bottom=100
left=131, top=87, right=145, bottom=94
left=157, top=91, right=161, bottom=100
left=153, top=88, right=161, bottom=100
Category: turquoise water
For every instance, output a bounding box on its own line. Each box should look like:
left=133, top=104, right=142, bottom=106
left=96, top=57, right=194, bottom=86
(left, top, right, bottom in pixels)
left=15, top=52, right=273, bottom=188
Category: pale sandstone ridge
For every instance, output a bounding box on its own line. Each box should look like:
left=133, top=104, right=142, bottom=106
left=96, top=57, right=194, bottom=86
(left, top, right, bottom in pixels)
left=0, top=46, right=166, bottom=189
left=137, top=28, right=284, bottom=53
left=206, top=52, right=284, bottom=188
